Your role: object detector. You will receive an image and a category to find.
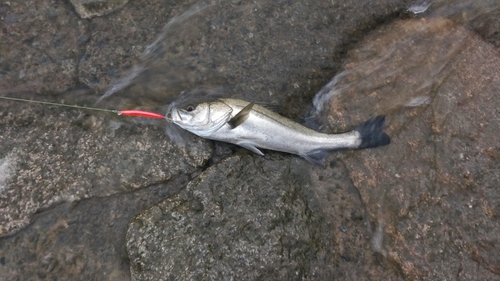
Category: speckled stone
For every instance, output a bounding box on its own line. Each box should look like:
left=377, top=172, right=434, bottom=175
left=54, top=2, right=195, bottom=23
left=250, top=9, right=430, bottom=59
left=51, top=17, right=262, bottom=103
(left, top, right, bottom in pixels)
left=0, top=100, right=212, bottom=237
left=126, top=154, right=402, bottom=280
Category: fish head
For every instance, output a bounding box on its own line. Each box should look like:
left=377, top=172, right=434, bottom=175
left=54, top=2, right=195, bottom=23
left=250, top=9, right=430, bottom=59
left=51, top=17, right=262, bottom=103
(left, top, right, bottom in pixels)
left=168, top=100, right=233, bottom=137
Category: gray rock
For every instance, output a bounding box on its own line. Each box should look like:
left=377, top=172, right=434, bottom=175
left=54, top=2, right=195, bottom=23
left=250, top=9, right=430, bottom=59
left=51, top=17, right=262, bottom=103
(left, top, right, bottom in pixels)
left=0, top=174, right=193, bottom=281
left=0, top=0, right=85, bottom=92
left=126, top=154, right=402, bottom=280
left=0, top=100, right=212, bottom=237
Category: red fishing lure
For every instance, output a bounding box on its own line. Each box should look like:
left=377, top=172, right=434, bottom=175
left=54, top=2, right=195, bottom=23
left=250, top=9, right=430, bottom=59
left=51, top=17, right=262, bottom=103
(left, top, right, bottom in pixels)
left=118, top=110, right=165, bottom=119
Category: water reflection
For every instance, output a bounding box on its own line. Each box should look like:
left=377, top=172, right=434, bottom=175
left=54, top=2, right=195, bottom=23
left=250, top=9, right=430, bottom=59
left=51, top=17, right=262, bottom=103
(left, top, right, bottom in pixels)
left=96, top=0, right=499, bottom=130
left=98, top=2, right=212, bottom=103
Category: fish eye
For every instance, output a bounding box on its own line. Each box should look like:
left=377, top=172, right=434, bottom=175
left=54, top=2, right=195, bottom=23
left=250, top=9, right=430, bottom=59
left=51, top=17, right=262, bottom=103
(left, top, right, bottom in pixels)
left=185, top=105, right=195, bottom=112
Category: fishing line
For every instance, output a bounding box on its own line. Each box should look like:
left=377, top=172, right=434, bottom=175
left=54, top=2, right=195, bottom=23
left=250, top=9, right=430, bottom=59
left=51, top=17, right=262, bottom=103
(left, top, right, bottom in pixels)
left=0, top=96, right=165, bottom=119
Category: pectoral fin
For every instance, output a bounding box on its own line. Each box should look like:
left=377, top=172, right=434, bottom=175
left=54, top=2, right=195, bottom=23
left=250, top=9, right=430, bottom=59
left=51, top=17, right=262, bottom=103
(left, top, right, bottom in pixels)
left=228, top=102, right=254, bottom=128
left=237, top=142, right=264, bottom=156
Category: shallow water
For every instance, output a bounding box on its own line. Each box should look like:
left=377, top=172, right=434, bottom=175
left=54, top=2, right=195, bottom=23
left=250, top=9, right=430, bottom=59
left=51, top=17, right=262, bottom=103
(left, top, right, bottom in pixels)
left=95, top=0, right=500, bottom=136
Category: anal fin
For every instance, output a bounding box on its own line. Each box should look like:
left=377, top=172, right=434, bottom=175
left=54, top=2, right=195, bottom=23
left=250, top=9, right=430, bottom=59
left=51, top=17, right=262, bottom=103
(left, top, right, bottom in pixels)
left=302, top=150, right=328, bottom=166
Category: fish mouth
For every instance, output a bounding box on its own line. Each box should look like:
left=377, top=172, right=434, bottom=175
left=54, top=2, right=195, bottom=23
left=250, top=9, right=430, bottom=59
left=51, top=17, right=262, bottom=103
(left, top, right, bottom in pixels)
left=166, top=108, right=182, bottom=123
left=165, top=111, right=173, bottom=123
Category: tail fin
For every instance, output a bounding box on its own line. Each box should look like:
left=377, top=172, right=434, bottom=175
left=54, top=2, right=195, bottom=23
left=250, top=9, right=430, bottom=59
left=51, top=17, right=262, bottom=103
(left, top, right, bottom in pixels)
left=354, top=115, right=390, bottom=149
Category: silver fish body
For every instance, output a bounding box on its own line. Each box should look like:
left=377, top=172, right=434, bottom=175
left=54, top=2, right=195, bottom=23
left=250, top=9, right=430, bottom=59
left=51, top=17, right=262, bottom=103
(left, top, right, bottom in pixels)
left=168, top=98, right=390, bottom=165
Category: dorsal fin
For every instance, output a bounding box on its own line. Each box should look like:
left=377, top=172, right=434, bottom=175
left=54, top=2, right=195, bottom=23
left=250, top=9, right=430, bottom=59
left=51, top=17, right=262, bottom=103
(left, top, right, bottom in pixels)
left=228, top=102, right=254, bottom=128
left=255, top=102, right=280, bottom=112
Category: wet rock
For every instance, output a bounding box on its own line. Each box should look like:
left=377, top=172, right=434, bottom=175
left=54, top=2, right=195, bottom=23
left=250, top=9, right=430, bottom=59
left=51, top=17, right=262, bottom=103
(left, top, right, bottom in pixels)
left=414, top=0, right=500, bottom=48
left=126, top=154, right=403, bottom=280
left=99, top=0, right=410, bottom=111
left=0, top=0, right=86, bottom=93
left=77, top=0, right=183, bottom=94
left=6, top=0, right=496, bottom=280
left=69, top=0, right=129, bottom=19
left=316, top=18, right=500, bottom=280
left=0, top=174, right=192, bottom=281
left=0, top=100, right=212, bottom=237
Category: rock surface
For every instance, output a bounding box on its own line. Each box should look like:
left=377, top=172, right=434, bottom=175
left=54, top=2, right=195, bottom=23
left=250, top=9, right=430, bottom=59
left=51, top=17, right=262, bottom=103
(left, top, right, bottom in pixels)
left=0, top=174, right=193, bottom=281
left=1, top=0, right=86, bottom=92
left=316, top=18, right=500, bottom=280
left=126, top=154, right=402, bottom=280
left=0, top=97, right=211, bottom=236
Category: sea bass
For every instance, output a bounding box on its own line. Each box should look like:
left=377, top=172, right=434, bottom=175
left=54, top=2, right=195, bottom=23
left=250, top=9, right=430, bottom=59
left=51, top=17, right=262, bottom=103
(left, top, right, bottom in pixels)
left=167, top=98, right=390, bottom=165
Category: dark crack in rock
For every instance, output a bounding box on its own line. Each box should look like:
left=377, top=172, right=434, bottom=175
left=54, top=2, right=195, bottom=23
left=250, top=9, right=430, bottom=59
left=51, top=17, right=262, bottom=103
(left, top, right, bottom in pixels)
left=0, top=100, right=212, bottom=237
left=315, top=18, right=500, bottom=280
left=126, top=154, right=404, bottom=280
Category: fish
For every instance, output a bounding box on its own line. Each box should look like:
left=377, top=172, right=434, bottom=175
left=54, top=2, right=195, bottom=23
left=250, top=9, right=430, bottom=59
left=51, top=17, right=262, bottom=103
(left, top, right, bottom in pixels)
left=167, top=98, right=390, bottom=165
